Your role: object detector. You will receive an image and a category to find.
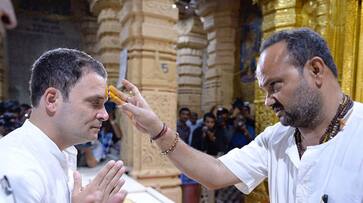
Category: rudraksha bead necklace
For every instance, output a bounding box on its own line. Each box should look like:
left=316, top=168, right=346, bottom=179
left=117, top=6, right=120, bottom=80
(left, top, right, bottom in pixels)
left=294, top=94, right=353, bottom=158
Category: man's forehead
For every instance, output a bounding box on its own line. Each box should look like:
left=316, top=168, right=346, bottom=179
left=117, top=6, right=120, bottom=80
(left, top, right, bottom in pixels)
left=71, top=72, right=107, bottom=96
left=256, top=42, right=290, bottom=85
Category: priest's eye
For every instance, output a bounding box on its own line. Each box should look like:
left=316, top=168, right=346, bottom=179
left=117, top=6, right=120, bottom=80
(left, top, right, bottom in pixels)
left=271, top=82, right=282, bottom=93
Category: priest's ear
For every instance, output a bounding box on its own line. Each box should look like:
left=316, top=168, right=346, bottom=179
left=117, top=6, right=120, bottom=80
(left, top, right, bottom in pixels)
left=306, top=56, right=326, bottom=87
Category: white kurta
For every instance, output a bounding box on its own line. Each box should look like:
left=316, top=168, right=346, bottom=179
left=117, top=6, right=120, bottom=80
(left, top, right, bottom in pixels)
left=0, top=120, right=77, bottom=203
left=219, top=102, right=363, bottom=203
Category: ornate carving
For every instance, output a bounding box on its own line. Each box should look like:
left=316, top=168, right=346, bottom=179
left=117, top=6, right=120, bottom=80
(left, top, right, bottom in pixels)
left=118, top=0, right=180, bottom=201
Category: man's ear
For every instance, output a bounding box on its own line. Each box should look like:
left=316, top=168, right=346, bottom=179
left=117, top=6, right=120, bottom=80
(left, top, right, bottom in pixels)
left=43, top=87, right=61, bottom=114
left=306, top=56, right=325, bottom=87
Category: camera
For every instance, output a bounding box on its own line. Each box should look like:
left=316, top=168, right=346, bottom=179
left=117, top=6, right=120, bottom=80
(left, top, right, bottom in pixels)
left=202, top=126, right=208, bottom=133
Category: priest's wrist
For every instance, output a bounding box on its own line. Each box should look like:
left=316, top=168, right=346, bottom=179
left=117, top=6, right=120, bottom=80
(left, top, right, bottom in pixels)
left=148, top=119, right=163, bottom=138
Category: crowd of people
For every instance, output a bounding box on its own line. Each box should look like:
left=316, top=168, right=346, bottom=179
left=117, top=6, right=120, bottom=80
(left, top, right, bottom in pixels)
left=0, top=100, right=31, bottom=137
left=1, top=1, right=362, bottom=201
left=177, top=98, right=256, bottom=203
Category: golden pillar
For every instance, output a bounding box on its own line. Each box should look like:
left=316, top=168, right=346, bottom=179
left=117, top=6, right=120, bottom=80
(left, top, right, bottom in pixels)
left=256, top=0, right=363, bottom=129
left=254, top=0, right=302, bottom=133
left=176, top=15, right=207, bottom=114
left=90, top=0, right=121, bottom=85
left=197, top=0, right=241, bottom=111
left=355, top=1, right=363, bottom=101
left=323, top=0, right=363, bottom=101
left=299, top=0, right=363, bottom=101
left=118, top=0, right=181, bottom=202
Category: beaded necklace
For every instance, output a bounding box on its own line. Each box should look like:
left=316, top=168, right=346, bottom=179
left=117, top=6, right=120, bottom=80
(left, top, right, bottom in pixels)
left=294, top=94, right=353, bottom=158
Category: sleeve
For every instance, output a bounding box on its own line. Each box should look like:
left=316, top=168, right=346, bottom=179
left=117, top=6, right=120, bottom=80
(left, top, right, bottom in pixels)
left=7, top=169, right=46, bottom=203
left=218, top=125, right=273, bottom=194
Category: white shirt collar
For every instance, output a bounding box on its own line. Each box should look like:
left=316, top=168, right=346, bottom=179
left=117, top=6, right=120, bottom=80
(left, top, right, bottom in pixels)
left=22, top=120, right=76, bottom=173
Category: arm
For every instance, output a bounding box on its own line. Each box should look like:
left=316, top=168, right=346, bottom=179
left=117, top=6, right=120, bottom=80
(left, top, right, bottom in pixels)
left=156, top=132, right=239, bottom=189
left=118, top=80, right=240, bottom=189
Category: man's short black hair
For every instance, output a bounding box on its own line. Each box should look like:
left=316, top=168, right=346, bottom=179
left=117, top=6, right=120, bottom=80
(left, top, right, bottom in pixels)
left=203, top=112, right=216, bottom=122
left=179, top=107, right=191, bottom=115
left=29, top=48, right=107, bottom=107
left=260, top=28, right=337, bottom=78
left=216, top=107, right=229, bottom=117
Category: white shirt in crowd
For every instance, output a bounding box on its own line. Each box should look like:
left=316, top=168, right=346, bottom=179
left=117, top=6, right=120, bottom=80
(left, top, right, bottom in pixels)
left=0, top=120, right=77, bottom=203
left=186, top=119, right=202, bottom=145
left=219, top=102, right=363, bottom=203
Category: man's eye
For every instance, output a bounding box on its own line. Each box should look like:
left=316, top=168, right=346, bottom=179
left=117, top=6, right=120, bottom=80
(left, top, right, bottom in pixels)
left=271, top=82, right=282, bottom=93
left=91, top=100, right=103, bottom=108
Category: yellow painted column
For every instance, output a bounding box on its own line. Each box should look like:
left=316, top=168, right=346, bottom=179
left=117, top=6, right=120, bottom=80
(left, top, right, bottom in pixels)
left=255, top=0, right=301, bottom=133
left=118, top=0, right=181, bottom=202
left=197, top=0, right=240, bottom=111
left=354, top=1, right=363, bottom=102
left=90, top=0, right=122, bottom=85
left=337, top=0, right=360, bottom=98
left=176, top=15, right=207, bottom=114
left=311, top=0, right=363, bottom=101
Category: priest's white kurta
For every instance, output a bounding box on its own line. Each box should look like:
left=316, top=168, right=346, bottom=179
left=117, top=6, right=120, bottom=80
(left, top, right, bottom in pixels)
left=219, top=102, right=363, bottom=203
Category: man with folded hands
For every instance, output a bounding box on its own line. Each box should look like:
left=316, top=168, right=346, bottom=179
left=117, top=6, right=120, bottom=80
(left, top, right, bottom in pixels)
left=0, top=48, right=126, bottom=203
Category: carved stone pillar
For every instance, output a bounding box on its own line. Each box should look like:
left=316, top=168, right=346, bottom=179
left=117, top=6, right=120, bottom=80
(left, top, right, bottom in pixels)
left=90, top=0, right=121, bottom=85
left=197, top=0, right=240, bottom=110
left=80, top=16, right=99, bottom=59
left=176, top=15, right=207, bottom=114
left=118, top=0, right=181, bottom=202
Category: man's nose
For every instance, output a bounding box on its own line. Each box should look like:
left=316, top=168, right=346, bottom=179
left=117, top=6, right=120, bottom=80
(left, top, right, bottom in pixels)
left=97, top=107, right=109, bottom=121
left=264, top=95, right=275, bottom=107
